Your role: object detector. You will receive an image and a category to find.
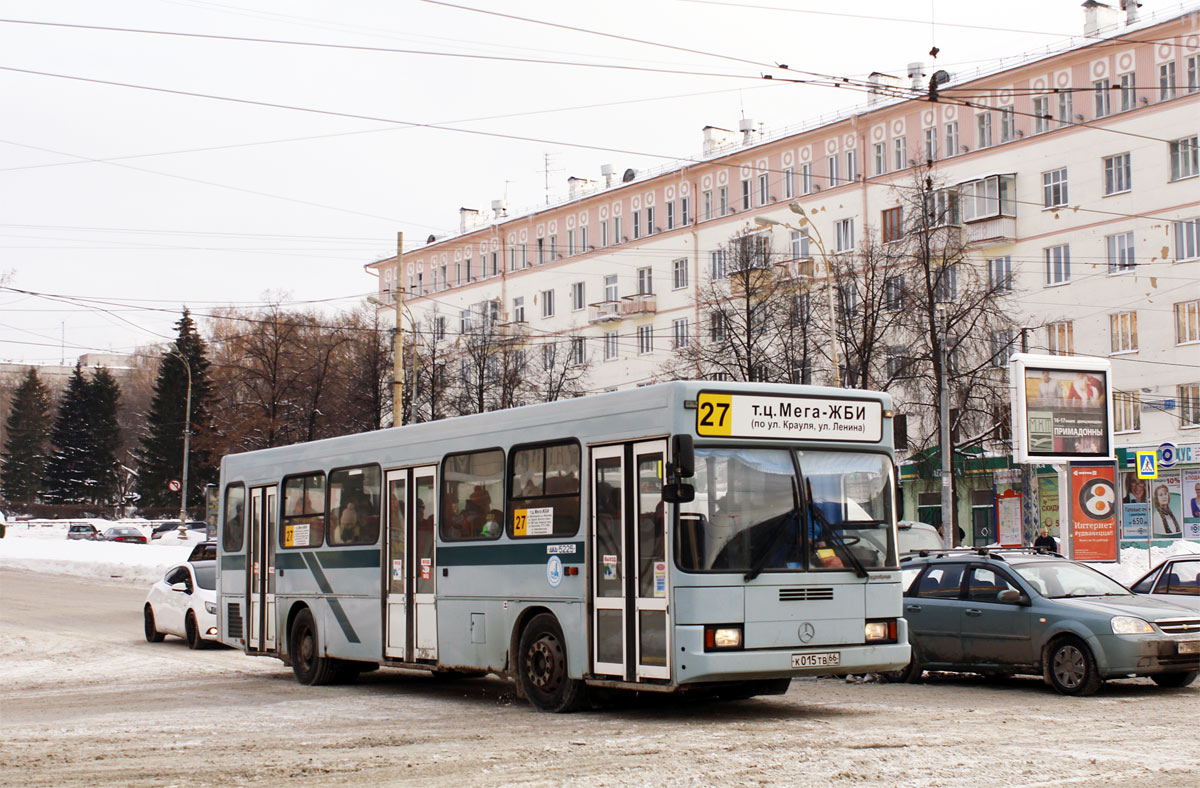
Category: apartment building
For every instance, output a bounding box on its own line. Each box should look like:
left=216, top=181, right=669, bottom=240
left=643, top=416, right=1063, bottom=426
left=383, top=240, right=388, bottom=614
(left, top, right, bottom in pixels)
left=368, top=3, right=1200, bottom=545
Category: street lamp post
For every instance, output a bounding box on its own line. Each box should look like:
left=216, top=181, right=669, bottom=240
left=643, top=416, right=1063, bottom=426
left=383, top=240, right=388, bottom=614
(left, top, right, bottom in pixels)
left=167, top=350, right=192, bottom=535
left=755, top=202, right=842, bottom=387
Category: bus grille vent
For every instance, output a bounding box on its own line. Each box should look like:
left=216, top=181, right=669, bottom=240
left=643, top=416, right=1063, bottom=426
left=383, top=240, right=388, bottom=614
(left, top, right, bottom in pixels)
left=227, top=602, right=243, bottom=639
left=779, top=587, right=834, bottom=601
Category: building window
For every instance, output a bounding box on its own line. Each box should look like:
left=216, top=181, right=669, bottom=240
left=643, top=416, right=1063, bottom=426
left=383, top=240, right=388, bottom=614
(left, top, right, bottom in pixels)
left=600, top=221, right=609, bottom=248
left=885, top=275, right=904, bottom=311
left=672, top=318, right=689, bottom=349
left=1110, top=311, right=1138, bottom=353
left=1106, top=231, right=1135, bottom=273
left=719, top=186, right=729, bottom=215
left=666, top=201, right=675, bottom=230
left=988, top=256, right=1013, bottom=292
left=604, top=331, right=618, bottom=361
left=1113, top=392, right=1141, bottom=433
left=790, top=229, right=810, bottom=259
left=1177, top=299, right=1200, bottom=344
left=991, top=329, right=1015, bottom=367
left=1042, top=168, right=1069, bottom=208
left=537, top=237, right=546, bottom=265
left=710, top=311, right=727, bottom=342
left=459, top=309, right=472, bottom=335
left=604, top=274, right=618, bottom=303
left=924, top=188, right=959, bottom=227
left=944, top=122, right=959, bottom=157
left=632, top=210, right=641, bottom=240
left=1160, top=61, right=1177, bottom=101
left=835, top=218, right=855, bottom=252
left=570, top=336, right=586, bottom=366
left=672, top=258, right=688, bottom=289
left=513, top=296, right=525, bottom=323
left=1176, top=217, right=1200, bottom=260
left=923, top=127, right=937, bottom=161
left=881, top=206, right=904, bottom=243
left=873, top=142, right=886, bottom=176
left=579, top=227, right=588, bottom=252
left=934, top=264, right=958, bottom=302
left=838, top=286, right=858, bottom=319
left=976, top=111, right=993, bottom=148
left=570, top=282, right=585, bottom=311
left=1180, top=383, right=1200, bottom=427
left=846, top=150, right=858, bottom=181
left=710, top=248, right=727, bottom=280
left=681, top=197, right=690, bottom=225
left=637, top=267, right=653, bottom=295
left=1094, top=79, right=1111, bottom=118
left=541, top=290, right=554, bottom=318
left=1046, top=321, right=1074, bottom=356
left=612, top=217, right=622, bottom=243
left=1045, top=244, right=1071, bottom=285
left=1170, top=135, right=1199, bottom=181
left=1000, top=106, right=1015, bottom=143
left=1103, top=152, right=1131, bottom=195
left=703, top=190, right=713, bottom=221
left=799, top=163, right=812, bottom=195
left=434, top=316, right=446, bottom=341
left=893, top=136, right=907, bottom=171
left=1119, top=71, right=1136, bottom=111
left=1189, top=54, right=1200, bottom=93
left=567, top=230, right=576, bottom=258
left=548, top=236, right=557, bottom=261
left=1033, top=96, right=1050, bottom=133
left=1057, top=92, right=1073, bottom=127
left=637, top=324, right=654, bottom=355
left=960, top=174, right=1015, bottom=222
left=758, top=173, right=770, bottom=205
left=741, top=179, right=751, bottom=210
left=827, top=156, right=839, bottom=188
left=886, top=347, right=909, bottom=379
left=646, top=206, right=655, bottom=235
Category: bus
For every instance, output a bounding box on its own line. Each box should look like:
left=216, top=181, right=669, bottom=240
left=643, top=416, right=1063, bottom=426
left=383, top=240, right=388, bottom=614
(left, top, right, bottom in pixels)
left=215, top=381, right=909, bottom=711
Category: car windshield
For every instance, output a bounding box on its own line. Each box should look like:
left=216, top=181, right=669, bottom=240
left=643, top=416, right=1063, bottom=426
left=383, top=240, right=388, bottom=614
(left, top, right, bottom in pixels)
left=1013, top=560, right=1131, bottom=598
left=192, top=564, right=216, bottom=590
left=675, top=447, right=896, bottom=574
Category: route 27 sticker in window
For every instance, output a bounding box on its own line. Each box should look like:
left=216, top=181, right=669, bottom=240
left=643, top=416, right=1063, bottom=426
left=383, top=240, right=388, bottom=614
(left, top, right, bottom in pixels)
left=695, top=392, right=883, bottom=442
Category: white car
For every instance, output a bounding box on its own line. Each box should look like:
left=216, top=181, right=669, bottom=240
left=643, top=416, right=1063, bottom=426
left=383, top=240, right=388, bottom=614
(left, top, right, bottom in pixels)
left=897, top=520, right=943, bottom=554
left=144, top=560, right=219, bottom=649
left=1130, top=555, right=1200, bottom=612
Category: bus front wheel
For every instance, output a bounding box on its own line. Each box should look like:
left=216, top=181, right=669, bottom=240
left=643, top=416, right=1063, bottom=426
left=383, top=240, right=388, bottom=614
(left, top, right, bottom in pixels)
left=290, top=608, right=338, bottom=686
left=518, top=614, right=587, bottom=713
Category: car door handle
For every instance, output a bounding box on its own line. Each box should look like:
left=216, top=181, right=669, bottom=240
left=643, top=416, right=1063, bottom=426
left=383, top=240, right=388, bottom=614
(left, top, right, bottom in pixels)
left=905, top=604, right=922, bottom=613
left=965, top=609, right=982, bottom=617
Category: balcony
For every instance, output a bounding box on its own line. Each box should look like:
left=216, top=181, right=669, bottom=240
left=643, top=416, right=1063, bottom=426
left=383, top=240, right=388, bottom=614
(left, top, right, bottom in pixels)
left=588, top=301, right=621, bottom=323
left=620, top=293, right=657, bottom=316
left=964, top=216, right=1017, bottom=248
left=496, top=321, right=529, bottom=339
left=776, top=257, right=815, bottom=281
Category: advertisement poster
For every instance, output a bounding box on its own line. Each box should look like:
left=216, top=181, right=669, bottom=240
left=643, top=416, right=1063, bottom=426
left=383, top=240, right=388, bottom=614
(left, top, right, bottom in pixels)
left=1148, top=470, right=1183, bottom=539
left=1120, top=470, right=1149, bottom=539
left=1024, top=368, right=1110, bottom=459
left=1037, top=475, right=1060, bottom=536
left=996, top=489, right=1022, bottom=547
left=1185, top=468, right=1200, bottom=539
left=1070, top=465, right=1117, bottom=561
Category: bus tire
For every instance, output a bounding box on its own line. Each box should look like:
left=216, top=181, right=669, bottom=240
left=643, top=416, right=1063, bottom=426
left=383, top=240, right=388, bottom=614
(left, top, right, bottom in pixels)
left=290, top=608, right=338, bottom=686
left=517, top=614, right=588, bottom=713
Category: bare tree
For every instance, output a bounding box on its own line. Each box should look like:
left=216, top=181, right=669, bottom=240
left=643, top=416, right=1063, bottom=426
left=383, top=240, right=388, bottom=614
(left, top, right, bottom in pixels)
left=527, top=334, right=590, bottom=403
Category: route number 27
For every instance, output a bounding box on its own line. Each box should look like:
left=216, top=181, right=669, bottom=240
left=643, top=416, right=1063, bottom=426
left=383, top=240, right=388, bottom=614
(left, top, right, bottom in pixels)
left=696, top=393, right=733, bottom=436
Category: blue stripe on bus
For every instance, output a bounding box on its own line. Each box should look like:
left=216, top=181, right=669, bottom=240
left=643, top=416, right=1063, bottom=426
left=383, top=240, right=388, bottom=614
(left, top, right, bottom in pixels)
left=438, top=541, right=586, bottom=566
left=302, top=552, right=361, bottom=644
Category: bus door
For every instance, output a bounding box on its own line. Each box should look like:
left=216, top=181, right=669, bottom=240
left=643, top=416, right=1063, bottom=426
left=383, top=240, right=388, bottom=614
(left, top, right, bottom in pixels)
left=247, top=484, right=277, bottom=652
left=590, top=440, right=670, bottom=681
left=384, top=466, right=438, bottom=662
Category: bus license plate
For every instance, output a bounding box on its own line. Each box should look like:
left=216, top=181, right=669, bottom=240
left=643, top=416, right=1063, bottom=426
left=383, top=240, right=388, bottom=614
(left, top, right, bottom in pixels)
left=792, top=651, right=840, bottom=668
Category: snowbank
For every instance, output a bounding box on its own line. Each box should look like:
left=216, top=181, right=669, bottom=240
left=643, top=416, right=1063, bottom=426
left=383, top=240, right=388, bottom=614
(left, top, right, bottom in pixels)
left=0, top=520, right=204, bottom=585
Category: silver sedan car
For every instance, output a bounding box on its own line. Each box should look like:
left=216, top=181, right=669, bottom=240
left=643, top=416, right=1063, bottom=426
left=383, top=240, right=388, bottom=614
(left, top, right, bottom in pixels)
left=1131, top=555, right=1200, bottom=612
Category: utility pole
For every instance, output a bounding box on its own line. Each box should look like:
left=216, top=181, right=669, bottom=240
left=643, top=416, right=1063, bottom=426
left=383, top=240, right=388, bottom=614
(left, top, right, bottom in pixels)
left=393, top=231, right=404, bottom=426
left=939, top=313, right=953, bottom=548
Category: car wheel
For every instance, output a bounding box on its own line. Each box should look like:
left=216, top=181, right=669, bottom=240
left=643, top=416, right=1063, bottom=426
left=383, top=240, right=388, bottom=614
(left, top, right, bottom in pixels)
left=517, top=614, right=588, bottom=713
left=882, top=644, right=923, bottom=684
left=1047, top=637, right=1102, bottom=696
left=1151, top=670, right=1199, bottom=688
left=144, top=605, right=165, bottom=643
left=289, top=608, right=338, bottom=686
left=185, top=612, right=204, bottom=650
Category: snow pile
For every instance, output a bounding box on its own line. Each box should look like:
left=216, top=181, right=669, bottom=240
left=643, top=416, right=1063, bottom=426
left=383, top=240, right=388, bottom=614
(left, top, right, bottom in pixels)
left=0, top=520, right=202, bottom=585
left=1086, top=541, right=1200, bottom=585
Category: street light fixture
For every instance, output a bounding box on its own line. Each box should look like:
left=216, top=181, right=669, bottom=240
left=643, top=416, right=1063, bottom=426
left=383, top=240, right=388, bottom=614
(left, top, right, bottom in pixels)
left=754, top=204, right=842, bottom=387
left=166, top=349, right=192, bottom=537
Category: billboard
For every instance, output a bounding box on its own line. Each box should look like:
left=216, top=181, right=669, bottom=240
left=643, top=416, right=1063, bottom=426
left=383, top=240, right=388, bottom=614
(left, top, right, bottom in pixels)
left=1070, top=465, right=1118, bottom=562
left=1010, top=354, right=1114, bottom=464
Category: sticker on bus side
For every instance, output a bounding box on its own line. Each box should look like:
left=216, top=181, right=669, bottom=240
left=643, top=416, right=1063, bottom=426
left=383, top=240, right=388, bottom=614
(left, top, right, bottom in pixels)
left=513, top=507, right=554, bottom=537
left=696, top=392, right=883, bottom=442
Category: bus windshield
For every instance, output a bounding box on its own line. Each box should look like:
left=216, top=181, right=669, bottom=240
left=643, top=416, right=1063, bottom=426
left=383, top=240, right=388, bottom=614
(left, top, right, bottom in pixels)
left=675, top=447, right=896, bottom=574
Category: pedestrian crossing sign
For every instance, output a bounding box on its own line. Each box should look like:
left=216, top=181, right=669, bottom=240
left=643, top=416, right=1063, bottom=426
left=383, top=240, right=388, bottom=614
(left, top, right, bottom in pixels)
left=1136, top=451, right=1157, bottom=479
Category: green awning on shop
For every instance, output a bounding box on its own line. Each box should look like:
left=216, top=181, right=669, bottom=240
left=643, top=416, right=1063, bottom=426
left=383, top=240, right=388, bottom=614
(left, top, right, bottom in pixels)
left=899, top=447, right=1050, bottom=482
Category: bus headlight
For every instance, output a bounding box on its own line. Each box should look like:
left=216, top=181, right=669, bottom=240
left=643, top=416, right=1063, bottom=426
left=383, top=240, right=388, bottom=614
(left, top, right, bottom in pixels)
left=1111, top=616, right=1154, bottom=635
left=864, top=619, right=898, bottom=643
left=704, top=625, right=743, bottom=651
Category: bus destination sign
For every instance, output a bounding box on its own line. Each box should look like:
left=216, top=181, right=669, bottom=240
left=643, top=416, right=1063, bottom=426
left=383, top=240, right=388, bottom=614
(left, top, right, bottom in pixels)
left=695, top=392, right=883, bottom=442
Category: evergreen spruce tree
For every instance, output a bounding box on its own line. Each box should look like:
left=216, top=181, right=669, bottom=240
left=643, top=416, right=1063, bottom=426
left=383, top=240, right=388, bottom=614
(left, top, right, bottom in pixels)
left=86, top=366, right=123, bottom=505
left=44, top=364, right=93, bottom=503
left=135, top=309, right=215, bottom=510
left=0, top=366, right=53, bottom=503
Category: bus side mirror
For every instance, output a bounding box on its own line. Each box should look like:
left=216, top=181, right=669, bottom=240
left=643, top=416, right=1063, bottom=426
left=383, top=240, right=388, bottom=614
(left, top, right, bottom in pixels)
left=672, top=434, right=694, bottom=478
left=662, top=483, right=695, bottom=504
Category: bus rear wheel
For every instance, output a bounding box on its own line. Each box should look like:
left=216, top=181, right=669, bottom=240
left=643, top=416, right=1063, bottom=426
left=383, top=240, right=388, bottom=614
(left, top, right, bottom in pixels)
left=518, top=614, right=587, bottom=713
left=290, top=608, right=338, bottom=686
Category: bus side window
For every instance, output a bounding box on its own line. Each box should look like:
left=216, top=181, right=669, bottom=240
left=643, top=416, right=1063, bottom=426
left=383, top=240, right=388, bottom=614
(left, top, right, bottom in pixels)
left=281, top=472, right=326, bottom=548
left=222, top=483, right=246, bottom=552
left=442, top=449, right=505, bottom=541
left=508, top=441, right=581, bottom=539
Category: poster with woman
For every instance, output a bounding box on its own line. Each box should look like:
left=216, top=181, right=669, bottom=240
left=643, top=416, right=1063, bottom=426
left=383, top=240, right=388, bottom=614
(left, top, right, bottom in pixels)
left=1121, top=471, right=1149, bottom=539
left=1149, top=470, right=1183, bottom=539
left=1184, top=468, right=1200, bottom=539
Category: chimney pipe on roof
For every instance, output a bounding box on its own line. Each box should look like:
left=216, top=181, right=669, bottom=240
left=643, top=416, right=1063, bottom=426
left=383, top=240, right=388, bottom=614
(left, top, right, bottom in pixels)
left=1121, top=0, right=1140, bottom=25
left=459, top=207, right=481, bottom=234
left=1082, top=1, right=1117, bottom=36
left=600, top=163, right=615, bottom=187
left=907, top=62, right=927, bottom=92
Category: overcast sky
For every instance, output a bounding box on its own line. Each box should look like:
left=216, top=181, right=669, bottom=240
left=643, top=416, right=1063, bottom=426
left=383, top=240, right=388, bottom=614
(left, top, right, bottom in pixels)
left=1, top=0, right=1117, bottom=365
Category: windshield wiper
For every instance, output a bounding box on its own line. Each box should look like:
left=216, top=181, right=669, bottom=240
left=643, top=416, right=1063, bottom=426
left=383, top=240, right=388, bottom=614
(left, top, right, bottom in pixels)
left=744, top=478, right=802, bottom=582
left=807, top=480, right=868, bottom=579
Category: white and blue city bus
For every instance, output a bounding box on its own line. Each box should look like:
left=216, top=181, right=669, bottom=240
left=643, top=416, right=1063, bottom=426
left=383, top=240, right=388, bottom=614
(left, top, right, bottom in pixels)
left=216, top=381, right=909, bottom=711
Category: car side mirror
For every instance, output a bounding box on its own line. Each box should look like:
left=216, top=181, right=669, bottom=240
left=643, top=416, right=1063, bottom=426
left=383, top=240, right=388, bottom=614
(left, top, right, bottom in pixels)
left=997, top=589, right=1026, bottom=605
left=170, top=582, right=189, bottom=593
